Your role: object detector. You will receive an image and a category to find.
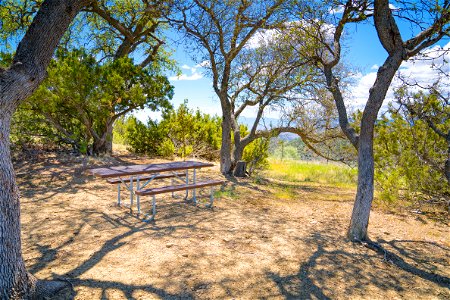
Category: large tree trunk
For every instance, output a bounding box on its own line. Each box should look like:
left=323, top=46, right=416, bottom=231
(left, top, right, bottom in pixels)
left=0, top=110, right=35, bottom=299
left=347, top=131, right=374, bottom=241
left=0, top=0, right=88, bottom=298
left=92, top=125, right=113, bottom=155
left=220, top=112, right=233, bottom=174
left=346, top=51, right=403, bottom=241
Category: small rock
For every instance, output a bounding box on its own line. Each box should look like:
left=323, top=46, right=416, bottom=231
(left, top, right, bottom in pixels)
left=166, top=243, right=174, bottom=248
left=182, top=253, right=189, bottom=257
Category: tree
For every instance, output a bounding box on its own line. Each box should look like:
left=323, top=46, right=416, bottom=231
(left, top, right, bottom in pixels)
left=26, top=49, right=172, bottom=155
left=395, top=85, right=450, bottom=186
left=3, top=0, right=175, bottom=155
left=168, top=0, right=334, bottom=175
left=123, top=102, right=222, bottom=160
left=0, top=1, right=90, bottom=298
left=296, top=0, right=449, bottom=240
left=374, top=101, right=449, bottom=205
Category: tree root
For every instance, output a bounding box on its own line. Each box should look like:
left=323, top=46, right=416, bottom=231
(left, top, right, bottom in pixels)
left=354, top=239, right=391, bottom=263
left=32, top=279, right=74, bottom=300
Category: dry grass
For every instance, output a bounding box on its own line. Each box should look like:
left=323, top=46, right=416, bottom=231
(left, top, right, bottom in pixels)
left=14, top=153, right=449, bottom=299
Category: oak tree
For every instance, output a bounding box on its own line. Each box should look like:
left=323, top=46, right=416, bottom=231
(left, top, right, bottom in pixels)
left=0, top=1, right=90, bottom=298
left=168, top=0, right=335, bottom=174
left=296, top=0, right=449, bottom=240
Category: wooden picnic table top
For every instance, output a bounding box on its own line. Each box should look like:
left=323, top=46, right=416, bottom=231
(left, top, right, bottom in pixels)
left=89, top=160, right=215, bottom=179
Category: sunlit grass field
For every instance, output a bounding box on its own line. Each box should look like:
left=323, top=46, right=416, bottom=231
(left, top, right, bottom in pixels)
left=265, top=158, right=357, bottom=188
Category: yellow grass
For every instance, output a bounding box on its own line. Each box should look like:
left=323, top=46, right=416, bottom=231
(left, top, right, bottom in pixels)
left=265, top=159, right=357, bottom=188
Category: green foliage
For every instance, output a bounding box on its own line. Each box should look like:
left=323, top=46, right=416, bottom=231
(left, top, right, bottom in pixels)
left=20, top=49, right=172, bottom=155
left=243, top=137, right=270, bottom=175
left=374, top=97, right=449, bottom=204
left=161, top=101, right=196, bottom=158
left=273, top=144, right=300, bottom=160
left=124, top=117, right=167, bottom=156
left=238, top=125, right=270, bottom=174
left=112, top=116, right=128, bottom=145
left=159, top=101, right=221, bottom=160
left=122, top=101, right=222, bottom=160
left=11, top=102, right=60, bottom=151
left=0, top=0, right=42, bottom=49
left=158, top=139, right=176, bottom=158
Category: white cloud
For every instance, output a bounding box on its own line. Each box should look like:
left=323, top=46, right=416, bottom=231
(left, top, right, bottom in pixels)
left=329, top=5, right=345, bottom=14
left=245, top=20, right=335, bottom=51
left=197, top=60, right=211, bottom=68
left=389, top=4, right=398, bottom=10
left=169, top=63, right=205, bottom=81
left=348, top=41, right=450, bottom=109
left=169, top=73, right=203, bottom=81
left=245, top=29, right=278, bottom=49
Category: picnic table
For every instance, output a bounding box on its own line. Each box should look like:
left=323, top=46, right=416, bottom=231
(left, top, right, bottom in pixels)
left=90, top=161, right=225, bottom=221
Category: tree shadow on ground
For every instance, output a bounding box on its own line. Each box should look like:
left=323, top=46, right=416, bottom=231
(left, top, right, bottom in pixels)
left=28, top=206, right=219, bottom=299
left=16, top=153, right=137, bottom=199
left=21, top=158, right=448, bottom=299
left=373, top=239, right=450, bottom=287
left=267, top=230, right=449, bottom=299
left=228, top=175, right=324, bottom=192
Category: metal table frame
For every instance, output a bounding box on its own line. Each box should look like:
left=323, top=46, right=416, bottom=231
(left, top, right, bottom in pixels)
left=90, top=161, right=214, bottom=214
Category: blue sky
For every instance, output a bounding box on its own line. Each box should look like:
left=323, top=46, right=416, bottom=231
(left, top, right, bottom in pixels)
left=136, top=14, right=449, bottom=122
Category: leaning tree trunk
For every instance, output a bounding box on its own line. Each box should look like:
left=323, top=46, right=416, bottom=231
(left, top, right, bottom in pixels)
left=346, top=48, right=403, bottom=241
left=347, top=130, right=375, bottom=241
left=0, top=0, right=88, bottom=298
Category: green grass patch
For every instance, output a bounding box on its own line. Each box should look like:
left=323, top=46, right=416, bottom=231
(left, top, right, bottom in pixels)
left=273, top=185, right=296, bottom=200
left=214, top=186, right=239, bottom=199
left=265, top=159, right=357, bottom=187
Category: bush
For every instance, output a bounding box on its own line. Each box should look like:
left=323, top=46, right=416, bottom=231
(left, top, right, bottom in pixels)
left=121, top=101, right=222, bottom=160
left=374, top=106, right=449, bottom=205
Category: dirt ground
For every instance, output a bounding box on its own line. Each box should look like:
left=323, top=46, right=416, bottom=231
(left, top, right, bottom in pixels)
left=15, top=153, right=449, bottom=299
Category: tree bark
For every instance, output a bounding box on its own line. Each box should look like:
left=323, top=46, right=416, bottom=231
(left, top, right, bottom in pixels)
left=220, top=111, right=233, bottom=175
left=0, top=0, right=88, bottom=298
left=347, top=131, right=374, bottom=241
left=92, top=124, right=113, bottom=155
left=347, top=51, right=403, bottom=241
left=0, top=110, right=34, bottom=299
left=232, top=141, right=245, bottom=171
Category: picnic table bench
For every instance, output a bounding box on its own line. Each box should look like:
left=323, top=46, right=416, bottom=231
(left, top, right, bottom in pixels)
left=90, top=161, right=225, bottom=221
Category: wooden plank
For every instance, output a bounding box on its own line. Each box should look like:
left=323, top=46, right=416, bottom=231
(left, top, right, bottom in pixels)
left=135, top=180, right=226, bottom=196
left=106, top=172, right=185, bottom=184
left=89, top=161, right=215, bottom=178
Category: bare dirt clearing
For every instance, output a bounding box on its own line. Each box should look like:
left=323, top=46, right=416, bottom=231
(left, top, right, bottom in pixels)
left=16, top=154, right=449, bottom=299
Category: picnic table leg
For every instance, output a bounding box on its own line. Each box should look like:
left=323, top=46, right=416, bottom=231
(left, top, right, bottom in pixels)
left=117, top=183, right=121, bottom=206
left=184, top=169, right=189, bottom=200
left=152, top=195, right=156, bottom=219
left=130, top=177, right=133, bottom=211
left=171, top=177, right=174, bottom=198
left=193, top=168, right=197, bottom=204
left=209, top=186, right=214, bottom=207
left=136, top=176, right=140, bottom=214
